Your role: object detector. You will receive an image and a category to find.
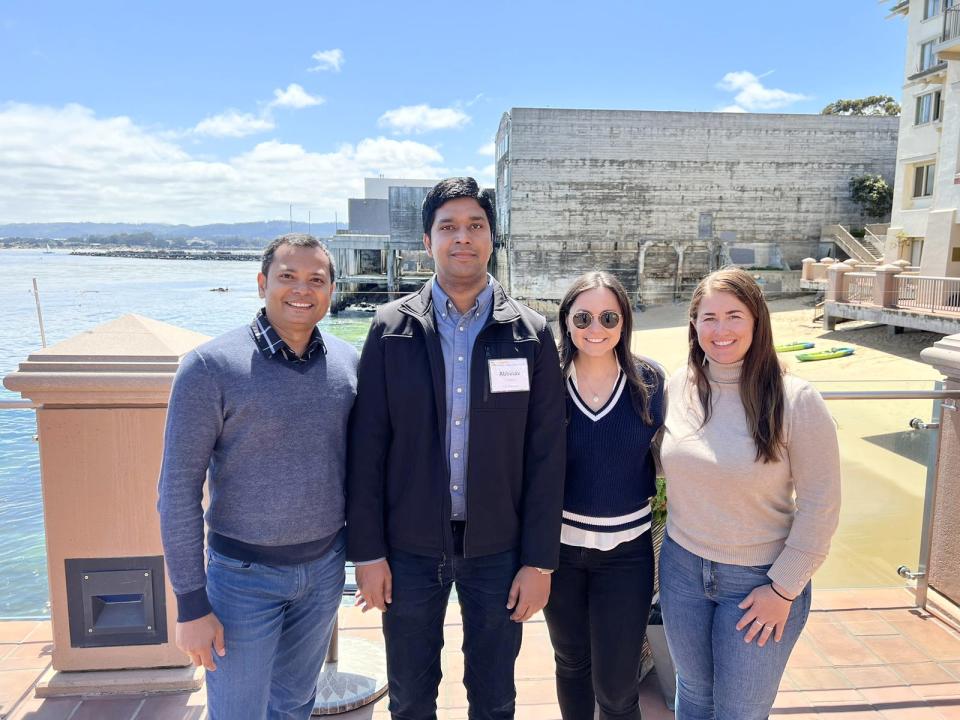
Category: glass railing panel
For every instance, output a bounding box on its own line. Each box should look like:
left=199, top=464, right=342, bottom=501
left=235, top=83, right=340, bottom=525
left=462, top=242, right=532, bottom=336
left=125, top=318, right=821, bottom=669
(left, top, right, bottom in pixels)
left=813, top=380, right=939, bottom=589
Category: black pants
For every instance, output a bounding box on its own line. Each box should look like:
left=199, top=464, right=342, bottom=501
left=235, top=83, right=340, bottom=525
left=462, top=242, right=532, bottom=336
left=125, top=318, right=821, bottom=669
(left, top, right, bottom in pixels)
left=543, top=532, right=655, bottom=720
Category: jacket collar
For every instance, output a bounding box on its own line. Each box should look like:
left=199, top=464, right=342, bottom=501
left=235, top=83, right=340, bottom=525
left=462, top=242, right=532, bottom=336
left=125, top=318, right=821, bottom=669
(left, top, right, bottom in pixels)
left=401, top=275, right=520, bottom=324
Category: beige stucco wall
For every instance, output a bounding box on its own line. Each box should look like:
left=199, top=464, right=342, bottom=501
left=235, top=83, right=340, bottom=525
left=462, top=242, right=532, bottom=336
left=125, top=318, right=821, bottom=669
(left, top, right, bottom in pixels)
left=888, top=1, right=960, bottom=276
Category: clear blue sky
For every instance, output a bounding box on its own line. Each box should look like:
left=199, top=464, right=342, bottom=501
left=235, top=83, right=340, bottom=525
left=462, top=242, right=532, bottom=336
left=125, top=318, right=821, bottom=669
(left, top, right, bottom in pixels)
left=0, top=1, right=908, bottom=225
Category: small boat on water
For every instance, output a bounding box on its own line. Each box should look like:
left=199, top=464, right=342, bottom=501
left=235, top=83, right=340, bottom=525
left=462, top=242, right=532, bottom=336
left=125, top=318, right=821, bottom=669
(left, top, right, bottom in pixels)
left=775, top=340, right=815, bottom=353
left=796, top=347, right=855, bottom=362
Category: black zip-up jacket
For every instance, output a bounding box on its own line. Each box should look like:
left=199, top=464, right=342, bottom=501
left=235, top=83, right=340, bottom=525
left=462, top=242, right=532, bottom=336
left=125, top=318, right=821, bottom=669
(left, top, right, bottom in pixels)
left=346, top=279, right=566, bottom=569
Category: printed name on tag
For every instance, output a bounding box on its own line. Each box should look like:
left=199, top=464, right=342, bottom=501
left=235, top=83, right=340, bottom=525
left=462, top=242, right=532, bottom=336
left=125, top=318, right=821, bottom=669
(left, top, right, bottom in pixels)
left=488, top=358, right=530, bottom=393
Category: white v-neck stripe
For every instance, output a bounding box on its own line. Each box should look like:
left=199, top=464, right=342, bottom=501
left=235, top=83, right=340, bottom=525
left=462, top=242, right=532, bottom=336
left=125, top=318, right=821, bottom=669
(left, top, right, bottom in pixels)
left=567, top=369, right=626, bottom=422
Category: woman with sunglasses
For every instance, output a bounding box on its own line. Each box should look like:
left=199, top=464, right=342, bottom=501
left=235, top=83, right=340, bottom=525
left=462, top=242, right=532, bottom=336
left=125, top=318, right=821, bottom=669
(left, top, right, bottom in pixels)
left=659, top=267, right=841, bottom=719
left=544, top=271, right=665, bottom=720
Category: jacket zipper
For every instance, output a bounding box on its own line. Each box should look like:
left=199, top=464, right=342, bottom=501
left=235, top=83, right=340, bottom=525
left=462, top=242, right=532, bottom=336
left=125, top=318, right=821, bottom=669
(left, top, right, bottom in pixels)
left=483, top=344, right=492, bottom=403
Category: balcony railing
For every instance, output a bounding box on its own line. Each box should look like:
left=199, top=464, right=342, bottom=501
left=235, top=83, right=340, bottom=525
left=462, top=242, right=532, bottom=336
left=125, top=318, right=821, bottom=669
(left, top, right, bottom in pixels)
left=896, top=275, right=960, bottom=314
left=846, top=272, right=876, bottom=304
left=943, top=5, right=960, bottom=42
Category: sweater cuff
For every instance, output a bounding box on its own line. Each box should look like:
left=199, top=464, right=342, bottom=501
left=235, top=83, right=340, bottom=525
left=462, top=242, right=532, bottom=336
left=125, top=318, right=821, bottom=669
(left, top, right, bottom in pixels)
left=767, top=546, right=821, bottom=598
left=176, top=586, right=213, bottom=622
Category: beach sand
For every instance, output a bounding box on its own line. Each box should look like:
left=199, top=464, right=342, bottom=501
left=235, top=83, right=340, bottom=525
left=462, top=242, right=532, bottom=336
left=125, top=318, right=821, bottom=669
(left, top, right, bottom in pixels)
left=630, top=295, right=945, bottom=589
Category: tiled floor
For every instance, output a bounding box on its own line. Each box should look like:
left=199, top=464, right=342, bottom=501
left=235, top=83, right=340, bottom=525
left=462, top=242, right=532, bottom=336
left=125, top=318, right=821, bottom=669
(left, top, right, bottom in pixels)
left=2, top=588, right=960, bottom=719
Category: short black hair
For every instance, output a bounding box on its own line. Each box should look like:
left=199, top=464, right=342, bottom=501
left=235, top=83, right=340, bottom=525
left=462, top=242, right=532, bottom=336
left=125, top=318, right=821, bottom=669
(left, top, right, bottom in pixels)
left=421, top=177, right=496, bottom=238
left=260, top=233, right=336, bottom=282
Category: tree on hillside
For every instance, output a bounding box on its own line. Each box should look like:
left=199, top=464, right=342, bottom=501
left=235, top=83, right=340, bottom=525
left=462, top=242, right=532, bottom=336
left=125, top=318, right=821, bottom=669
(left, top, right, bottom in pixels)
left=822, top=95, right=900, bottom=116
left=849, top=174, right=893, bottom=219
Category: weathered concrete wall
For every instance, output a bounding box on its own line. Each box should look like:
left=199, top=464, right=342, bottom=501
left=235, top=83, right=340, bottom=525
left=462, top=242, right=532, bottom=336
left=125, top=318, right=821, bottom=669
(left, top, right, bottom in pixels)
left=389, top=186, right=430, bottom=246
left=348, top=198, right=389, bottom=235
left=496, top=108, right=899, bottom=304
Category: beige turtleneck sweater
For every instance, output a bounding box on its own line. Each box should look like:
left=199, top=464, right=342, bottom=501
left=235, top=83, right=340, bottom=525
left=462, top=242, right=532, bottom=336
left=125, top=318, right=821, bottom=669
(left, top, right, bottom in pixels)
left=661, top=359, right=841, bottom=596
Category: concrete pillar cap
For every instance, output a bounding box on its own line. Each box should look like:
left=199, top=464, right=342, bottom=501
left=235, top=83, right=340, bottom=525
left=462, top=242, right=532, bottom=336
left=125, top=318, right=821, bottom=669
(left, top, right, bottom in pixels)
left=2, top=314, right=209, bottom=405
left=921, top=333, right=960, bottom=378
left=828, top=262, right=854, bottom=273
left=802, top=258, right=816, bottom=264
left=821, top=257, right=836, bottom=264
left=843, top=258, right=859, bottom=266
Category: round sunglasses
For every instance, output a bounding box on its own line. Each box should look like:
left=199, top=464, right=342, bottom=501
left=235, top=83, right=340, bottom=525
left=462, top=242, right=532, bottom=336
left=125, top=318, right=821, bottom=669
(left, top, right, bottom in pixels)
left=571, top=310, right=621, bottom=329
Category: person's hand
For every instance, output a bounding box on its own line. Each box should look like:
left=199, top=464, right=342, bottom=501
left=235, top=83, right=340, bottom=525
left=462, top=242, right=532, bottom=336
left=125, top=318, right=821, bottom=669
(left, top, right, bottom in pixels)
left=176, top=612, right=226, bottom=671
left=355, top=560, right=392, bottom=613
left=736, top=583, right=794, bottom=646
left=506, top=566, right=551, bottom=622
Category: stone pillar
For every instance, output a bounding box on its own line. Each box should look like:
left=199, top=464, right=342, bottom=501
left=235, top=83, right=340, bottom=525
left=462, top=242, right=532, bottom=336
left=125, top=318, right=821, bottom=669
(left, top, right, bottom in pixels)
left=824, top=262, right=854, bottom=331
left=801, top=258, right=816, bottom=282
left=2, top=315, right=207, bottom=676
left=385, top=245, right=396, bottom=296
left=872, top=264, right=903, bottom=308
left=921, top=335, right=960, bottom=609
left=825, top=262, right=853, bottom=303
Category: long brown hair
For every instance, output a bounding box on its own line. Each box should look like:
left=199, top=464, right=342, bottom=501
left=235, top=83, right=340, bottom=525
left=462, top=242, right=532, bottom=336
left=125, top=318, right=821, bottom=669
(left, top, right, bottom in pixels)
left=688, top=267, right=785, bottom=463
left=558, top=271, right=659, bottom=425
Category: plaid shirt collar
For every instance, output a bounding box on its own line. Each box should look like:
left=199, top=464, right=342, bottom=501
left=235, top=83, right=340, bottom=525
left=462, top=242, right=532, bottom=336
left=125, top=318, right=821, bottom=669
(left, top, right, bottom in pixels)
left=250, top=308, right=326, bottom=364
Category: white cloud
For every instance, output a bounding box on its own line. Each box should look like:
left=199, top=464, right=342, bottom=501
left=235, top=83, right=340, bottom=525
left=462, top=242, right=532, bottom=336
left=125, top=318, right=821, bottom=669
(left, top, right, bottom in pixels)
left=193, top=84, right=322, bottom=138
left=477, top=141, right=495, bottom=156
left=0, top=102, right=448, bottom=224
left=309, top=49, right=344, bottom=72
left=716, top=71, right=808, bottom=112
left=269, top=83, right=324, bottom=109
left=378, top=104, right=471, bottom=135
left=193, top=110, right=275, bottom=138
left=717, top=105, right=747, bottom=114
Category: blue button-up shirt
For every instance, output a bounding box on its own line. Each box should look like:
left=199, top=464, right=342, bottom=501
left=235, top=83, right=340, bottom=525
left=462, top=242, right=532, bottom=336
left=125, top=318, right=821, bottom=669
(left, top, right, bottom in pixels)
left=432, top=275, right=494, bottom=521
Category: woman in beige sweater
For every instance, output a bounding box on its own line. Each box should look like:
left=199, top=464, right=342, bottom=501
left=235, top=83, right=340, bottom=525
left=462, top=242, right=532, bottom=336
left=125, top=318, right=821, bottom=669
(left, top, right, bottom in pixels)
left=659, top=267, right=841, bottom=720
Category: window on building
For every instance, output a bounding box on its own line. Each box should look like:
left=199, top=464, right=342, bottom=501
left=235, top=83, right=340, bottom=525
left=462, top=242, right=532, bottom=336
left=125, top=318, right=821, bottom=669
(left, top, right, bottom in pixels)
left=698, top=212, right=714, bottom=239
left=919, top=40, right=937, bottom=72
left=915, top=91, right=943, bottom=124
left=913, top=163, right=936, bottom=198
left=924, top=0, right=941, bottom=20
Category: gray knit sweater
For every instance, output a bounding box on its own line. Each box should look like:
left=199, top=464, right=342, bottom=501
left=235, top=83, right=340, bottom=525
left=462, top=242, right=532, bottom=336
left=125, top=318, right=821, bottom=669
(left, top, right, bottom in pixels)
left=157, top=324, right=358, bottom=620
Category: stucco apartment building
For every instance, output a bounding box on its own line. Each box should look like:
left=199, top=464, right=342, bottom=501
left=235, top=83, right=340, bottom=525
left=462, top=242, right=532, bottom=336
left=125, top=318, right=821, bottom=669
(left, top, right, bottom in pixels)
left=494, top=108, right=898, bottom=307
left=887, top=0, right=960, bottom=278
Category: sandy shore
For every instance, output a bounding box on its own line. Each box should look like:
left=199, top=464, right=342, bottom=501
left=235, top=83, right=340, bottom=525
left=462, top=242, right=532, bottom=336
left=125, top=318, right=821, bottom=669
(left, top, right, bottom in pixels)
left=631, top=295, right=946, bottom=589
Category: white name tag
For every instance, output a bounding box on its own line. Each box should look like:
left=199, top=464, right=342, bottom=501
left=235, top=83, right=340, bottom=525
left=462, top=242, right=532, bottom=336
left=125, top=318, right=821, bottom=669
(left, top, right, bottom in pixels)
left=488, top=358, right=530, bottom=393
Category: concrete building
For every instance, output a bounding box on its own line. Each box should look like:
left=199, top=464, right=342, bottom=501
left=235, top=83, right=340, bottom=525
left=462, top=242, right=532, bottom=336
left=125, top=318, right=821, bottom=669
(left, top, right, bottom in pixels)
left=363, top=177, right=438, bottom=201
left=886, top=0, right=960, bottom=278
left=494, top=108, right=899, bottom=307
left=325, top=178, right=439, bottom=310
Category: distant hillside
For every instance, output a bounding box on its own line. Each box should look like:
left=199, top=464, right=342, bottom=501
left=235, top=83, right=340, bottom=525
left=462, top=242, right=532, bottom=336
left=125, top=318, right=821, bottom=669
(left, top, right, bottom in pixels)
left=0, top=221, right=339, bottom=242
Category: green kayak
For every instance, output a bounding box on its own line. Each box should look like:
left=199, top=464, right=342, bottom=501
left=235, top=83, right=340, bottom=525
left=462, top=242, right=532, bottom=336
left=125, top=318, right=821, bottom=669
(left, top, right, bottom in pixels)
left=796, top=347, right=855, bottom=362
left=775, top=341, right=815, bottom=353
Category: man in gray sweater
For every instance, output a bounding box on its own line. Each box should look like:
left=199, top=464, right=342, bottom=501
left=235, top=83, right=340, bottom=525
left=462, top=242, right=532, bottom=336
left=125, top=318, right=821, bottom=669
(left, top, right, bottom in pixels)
left=158, top=234, right=358, bottom=720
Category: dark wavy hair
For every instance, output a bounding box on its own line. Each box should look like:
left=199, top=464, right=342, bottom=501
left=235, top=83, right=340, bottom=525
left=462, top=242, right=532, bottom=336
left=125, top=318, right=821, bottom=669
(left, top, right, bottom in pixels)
left=688, top=267, right=785, bottom=463
left=558, top=271, right=658, bottom=425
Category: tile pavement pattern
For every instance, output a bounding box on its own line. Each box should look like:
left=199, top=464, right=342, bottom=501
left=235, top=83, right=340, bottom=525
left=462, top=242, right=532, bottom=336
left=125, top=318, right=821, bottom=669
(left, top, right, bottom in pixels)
left=1, top=589, right=960, bottom=719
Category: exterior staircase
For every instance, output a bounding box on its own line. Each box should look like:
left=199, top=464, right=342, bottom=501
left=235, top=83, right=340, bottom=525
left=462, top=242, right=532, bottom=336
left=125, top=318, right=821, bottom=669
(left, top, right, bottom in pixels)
left=823, top=224, right=882, bottom=264
left=864, top=223, right=890, bottom=260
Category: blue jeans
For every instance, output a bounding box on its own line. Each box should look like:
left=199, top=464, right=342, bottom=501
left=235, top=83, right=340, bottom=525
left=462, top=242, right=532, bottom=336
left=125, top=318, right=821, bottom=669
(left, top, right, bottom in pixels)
left=658, top=533, right=811, bottom=720
left=382, top=546, right=523, bottom=720
left=204, top=532, right=346, bottom=720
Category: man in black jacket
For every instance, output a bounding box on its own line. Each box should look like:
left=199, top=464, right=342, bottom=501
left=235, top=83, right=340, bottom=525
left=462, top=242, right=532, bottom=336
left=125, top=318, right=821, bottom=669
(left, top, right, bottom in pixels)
left=347, top=177, right=565, bottom=719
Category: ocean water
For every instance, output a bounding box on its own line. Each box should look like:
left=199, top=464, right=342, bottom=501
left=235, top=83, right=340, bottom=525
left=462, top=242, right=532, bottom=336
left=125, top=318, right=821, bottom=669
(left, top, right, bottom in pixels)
left=0, top=250, right=373, bottom=617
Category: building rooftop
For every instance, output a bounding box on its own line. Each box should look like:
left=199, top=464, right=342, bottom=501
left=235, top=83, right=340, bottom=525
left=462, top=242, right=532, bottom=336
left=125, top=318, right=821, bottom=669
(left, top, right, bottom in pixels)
left=2, top=588, right=960, bottom=719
